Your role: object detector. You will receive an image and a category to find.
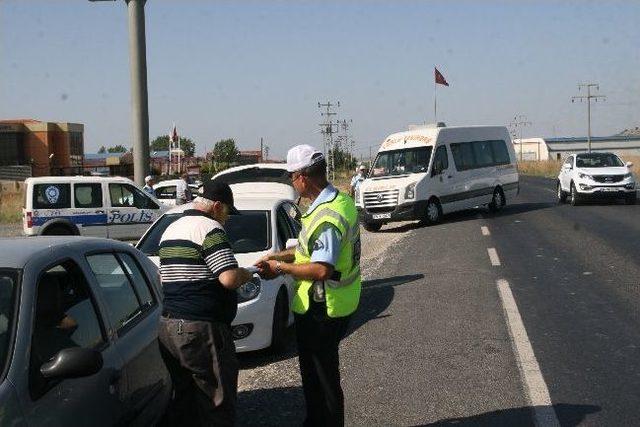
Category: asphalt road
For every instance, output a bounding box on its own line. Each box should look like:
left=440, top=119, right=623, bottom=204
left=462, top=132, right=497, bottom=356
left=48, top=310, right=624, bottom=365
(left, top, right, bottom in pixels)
left=236, top=176, right=640, bottom=426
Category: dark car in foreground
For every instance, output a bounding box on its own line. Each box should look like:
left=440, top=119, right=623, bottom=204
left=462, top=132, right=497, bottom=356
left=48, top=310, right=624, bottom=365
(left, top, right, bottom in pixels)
left=0, top=237, right=171, bottom=426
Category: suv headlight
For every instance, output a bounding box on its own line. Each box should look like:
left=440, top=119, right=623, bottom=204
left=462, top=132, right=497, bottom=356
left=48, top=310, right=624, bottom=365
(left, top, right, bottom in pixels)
left=405, top=183, right=416, bottom=200
left=578, top=172, right=592, bottom=180
left=624, top=172, right=632, bottom=179
left=238, top=276, right=261, bottom=303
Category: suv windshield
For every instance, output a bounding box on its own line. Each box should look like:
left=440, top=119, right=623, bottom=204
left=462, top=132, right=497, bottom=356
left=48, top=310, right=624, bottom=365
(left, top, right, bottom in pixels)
left=576, top=153, right=624, bottom=168
left=137, top=210, right=271, bottom=255
left=371, top=147, right=433, bottom=178
left=0, top=269, right=19, bottom=376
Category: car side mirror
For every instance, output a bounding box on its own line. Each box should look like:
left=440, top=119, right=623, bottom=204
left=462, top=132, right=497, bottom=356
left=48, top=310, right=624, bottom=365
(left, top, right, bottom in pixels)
left=40, top=347, right=103, bottom=380
left=285, top=238, right=298, bottom=250
left=626, top=161, right=634, bottom=168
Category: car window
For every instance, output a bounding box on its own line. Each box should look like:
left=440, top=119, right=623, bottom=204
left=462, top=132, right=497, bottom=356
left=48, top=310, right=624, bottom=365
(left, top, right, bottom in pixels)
left=276, top=207, right=294, bottom=248
left=74, top=183, right=103, bottom=208
left=156, top=185, right=176, bottom=199
left=0, top=269, right=18, bottom=380
left=432, top=145, right=449, bottom=175
left=283, top=202, right=302, bottom=237
left=576, top=153, right=624, bottom=168
left=118, top=252, right=155, bottom=309
left=450, top=142, right=475, bottom=171
left=85, top=253, right=145, bottom=334
left=491, top=140, right=511, bottom=165
left=371, top=147, right=433, bottom=177
left=109, top=183, right=158, bottom=209
left=472, top=141, right=494, bottom=168
left=30, top=260, right=105, bottom=399
left=33, top=183, right=71, bottom=209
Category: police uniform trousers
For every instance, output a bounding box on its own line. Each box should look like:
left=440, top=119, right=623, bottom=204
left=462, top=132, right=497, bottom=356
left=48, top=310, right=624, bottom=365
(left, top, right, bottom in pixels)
left=295, top=288, right=352, bottom=427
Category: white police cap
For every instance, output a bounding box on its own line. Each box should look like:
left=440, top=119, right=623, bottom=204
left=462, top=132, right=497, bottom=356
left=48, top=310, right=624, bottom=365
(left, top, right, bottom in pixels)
left=286, top=144, right=324, bottom=173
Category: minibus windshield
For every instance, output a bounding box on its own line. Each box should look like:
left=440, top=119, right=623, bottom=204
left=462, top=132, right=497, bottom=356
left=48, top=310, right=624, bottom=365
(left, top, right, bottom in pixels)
left=370, top=146, right=433, bottom=177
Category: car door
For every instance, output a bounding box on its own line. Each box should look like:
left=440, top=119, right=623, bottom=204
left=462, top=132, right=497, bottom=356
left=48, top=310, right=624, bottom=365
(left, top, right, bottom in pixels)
left=21, top=258, right=124, bottom=427
left=72, top=182, right=108, bottom=237
left=107, top=183, right=160, bottom=240
left=154, top=184, right=177, bottom=207
left=84, top=251, right=169, bottom=426
left=560, top=155, right=574, bottom=190
left=429, top=145, right=456, bottom=212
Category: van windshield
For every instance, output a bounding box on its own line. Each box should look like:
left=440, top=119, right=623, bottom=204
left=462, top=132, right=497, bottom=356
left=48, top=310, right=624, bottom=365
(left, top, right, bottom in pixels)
left=371, top=147, right=433, bottom=177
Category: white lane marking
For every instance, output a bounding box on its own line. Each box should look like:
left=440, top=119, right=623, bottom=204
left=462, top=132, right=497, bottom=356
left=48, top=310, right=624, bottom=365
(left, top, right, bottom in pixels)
left=487, top=248, right=501, bottom=266
left=481, top=226, right=490, bottom=236
left=497, top=279, right=560, bottom=427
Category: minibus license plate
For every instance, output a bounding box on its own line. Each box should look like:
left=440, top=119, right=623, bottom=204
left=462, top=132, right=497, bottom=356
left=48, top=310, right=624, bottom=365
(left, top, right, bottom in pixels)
left=372, top=213, right=391, bottom=220
left=600, top=188, right=618, bottom=192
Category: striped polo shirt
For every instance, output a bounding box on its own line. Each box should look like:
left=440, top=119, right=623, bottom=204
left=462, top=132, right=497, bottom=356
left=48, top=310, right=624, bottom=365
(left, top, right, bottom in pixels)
left=159, top=209, right=239, bottom=324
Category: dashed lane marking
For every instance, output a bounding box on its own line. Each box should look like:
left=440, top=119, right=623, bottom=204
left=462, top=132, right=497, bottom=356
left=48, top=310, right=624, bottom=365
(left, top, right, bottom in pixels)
left=497, top=279, right=560, bottom=427
left=487, top=248, right=501, bottom=266
left=481, top=226, right=490, bottom=236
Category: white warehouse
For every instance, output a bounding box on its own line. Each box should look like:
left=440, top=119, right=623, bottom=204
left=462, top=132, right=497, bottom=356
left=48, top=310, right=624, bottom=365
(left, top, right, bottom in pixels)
left=513, top=135, right=640, bottom=161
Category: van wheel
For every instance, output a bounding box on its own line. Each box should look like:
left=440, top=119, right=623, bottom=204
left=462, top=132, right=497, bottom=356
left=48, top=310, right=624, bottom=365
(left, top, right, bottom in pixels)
left=424, top=198, right=442, bottom=224
left=270, top=290, right=289, bottom=353
left=557, top=182, right=567, bottom=204
left=43, top=225, right=72, bottom=236
left=363, top=221, right=382, bottom=232
left=488, top=188, right=505, bottom=212
left=570, top=183, right=581, bottom=206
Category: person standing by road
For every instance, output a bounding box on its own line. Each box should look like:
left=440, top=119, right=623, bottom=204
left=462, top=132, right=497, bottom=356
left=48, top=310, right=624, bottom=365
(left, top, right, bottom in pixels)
left=256, top=145, right=362, bottom=426
left=143, top=175, right=155, bottom=196
left=158, top=180, right=254, bottom=426
left=176, top=172, right=192, bottom=205
left=349, top=164, right=368, bottom=197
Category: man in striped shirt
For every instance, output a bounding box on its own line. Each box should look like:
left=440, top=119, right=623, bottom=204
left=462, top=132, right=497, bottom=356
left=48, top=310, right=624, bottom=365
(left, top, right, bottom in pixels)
left=158, top=180, right=253, bottom=426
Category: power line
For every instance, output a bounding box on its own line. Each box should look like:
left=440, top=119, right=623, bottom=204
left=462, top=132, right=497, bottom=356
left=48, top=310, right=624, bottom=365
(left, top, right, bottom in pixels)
left=572, top=83, right=606, bottom=153
left=318, top=101, right=340, bottom=180
left=510, top=114, right=532, bottom=161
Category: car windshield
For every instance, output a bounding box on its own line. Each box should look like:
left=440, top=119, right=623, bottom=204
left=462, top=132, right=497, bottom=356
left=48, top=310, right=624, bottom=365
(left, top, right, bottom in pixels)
left=371, top=147, right=433, bottom=177
left=576, top=153, right=624, bottom=168
left=137, top=210, right=271, bottom=256
left=0, top=269, right=19, bottom=376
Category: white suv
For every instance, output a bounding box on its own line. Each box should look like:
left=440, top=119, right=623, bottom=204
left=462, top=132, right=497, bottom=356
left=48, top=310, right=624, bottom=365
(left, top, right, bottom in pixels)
left=557, top=152, right=636, bottom=205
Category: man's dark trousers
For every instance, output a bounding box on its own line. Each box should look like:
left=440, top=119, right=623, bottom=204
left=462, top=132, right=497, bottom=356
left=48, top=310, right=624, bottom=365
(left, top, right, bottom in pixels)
left=295, top=297, right=352, bottom=427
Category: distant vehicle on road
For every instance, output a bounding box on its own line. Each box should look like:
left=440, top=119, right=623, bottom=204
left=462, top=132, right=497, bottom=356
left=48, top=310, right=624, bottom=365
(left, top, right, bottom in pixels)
left=23, top=176, right=167, bottom=240
left=356, top=124, right=520, bottom=231
left=557, top=152, right=636, bottom=205
left=153, top=179, right=200, bottom=207
left=137, top=191, right=300, bottom=353
left=0, top=237, right=171, bottom=426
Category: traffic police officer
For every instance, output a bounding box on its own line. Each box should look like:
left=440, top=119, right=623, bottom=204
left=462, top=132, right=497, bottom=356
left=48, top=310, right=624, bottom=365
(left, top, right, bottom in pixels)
left=256, top=145, right=361, bottom=426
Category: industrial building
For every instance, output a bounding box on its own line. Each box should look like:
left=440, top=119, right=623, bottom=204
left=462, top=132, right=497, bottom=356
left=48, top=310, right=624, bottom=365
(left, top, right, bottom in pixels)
left=513, top=135, right=640, bottom=161
left=0, top=119, right=84, bottom=176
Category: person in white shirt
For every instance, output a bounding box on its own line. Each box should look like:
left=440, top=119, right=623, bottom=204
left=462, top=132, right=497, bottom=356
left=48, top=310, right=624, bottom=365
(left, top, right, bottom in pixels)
left=350, top=165, right=368, bottom=197
left=175, top=173, right=192, bottom=205
left=143, top=175, right=155, bottom=196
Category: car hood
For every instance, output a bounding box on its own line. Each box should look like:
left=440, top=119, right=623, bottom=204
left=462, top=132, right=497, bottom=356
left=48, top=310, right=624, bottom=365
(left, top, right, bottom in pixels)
left=578, top=167, right=629, bottom=175
left=360, top=174, right=423, bottom=192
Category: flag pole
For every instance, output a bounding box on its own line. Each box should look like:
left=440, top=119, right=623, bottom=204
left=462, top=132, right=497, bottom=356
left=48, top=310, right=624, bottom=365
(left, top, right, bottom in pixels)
left=434, top=67, right=437, bottom=124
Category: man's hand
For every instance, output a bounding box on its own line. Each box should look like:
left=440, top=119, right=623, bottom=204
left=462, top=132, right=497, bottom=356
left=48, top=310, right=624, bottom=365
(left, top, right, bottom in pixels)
left=255, top=260, right=279, bottom=280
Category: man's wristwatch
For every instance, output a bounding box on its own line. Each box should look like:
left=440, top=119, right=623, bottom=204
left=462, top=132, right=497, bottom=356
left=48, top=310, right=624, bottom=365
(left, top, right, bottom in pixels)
left=275, top=261, right=283, bottom=275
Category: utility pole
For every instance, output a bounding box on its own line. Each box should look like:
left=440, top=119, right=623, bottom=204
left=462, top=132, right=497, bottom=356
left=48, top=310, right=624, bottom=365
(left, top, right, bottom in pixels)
left=318, top=101, right=340, bottom=180
left=337, top=119, right=353, bottom=170
left=510, top=115, right=531, bottom=161
left=572, top=83, right=606, bottom=153
left=89, top=0, right=150, bottom=185
left=260, top=137, right=264, bottom=162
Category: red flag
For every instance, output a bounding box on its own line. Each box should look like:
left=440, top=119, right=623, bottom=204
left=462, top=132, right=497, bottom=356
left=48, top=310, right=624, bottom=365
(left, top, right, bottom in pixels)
left=170, top=123, right=178, bottom=144
left=435, top=67, right=449, bottom=86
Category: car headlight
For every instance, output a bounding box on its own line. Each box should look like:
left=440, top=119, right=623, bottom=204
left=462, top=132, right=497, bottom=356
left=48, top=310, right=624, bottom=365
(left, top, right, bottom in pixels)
left=624, top=172, right=632, bottom=179
left=238, top=276, right=261, bottom=303
left=405, top=183, right=416, bottom=200
left=354, top=186, right=361, bottom=203
left=578, top=172, right=592, bottom=180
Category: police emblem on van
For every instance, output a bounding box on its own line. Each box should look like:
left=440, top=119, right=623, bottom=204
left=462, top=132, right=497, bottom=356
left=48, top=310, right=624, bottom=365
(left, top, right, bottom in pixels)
left=45, top=186, right=60, bottom=204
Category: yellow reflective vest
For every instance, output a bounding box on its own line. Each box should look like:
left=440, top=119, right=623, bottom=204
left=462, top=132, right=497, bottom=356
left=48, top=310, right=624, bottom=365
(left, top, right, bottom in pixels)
left=293, top=190, right=361, bottom=318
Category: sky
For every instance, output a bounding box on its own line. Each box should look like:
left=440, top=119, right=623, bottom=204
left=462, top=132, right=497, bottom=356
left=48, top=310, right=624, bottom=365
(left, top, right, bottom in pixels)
left=1, top=0, right=639, bottom=159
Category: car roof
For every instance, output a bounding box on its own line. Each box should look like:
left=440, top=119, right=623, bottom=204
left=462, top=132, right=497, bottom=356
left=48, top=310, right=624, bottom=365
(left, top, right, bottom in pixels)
left=25, top=176, right=132, bottom=184
left=213, top=163, right=287, bottom=176
left=154, top=179, right=199, bottom=187
left=0, top=237, right=135, bottom=269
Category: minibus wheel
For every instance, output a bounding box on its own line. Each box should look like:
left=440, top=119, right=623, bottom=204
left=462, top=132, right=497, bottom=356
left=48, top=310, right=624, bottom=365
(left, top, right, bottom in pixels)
left=424, top=198, right=442, bottom=224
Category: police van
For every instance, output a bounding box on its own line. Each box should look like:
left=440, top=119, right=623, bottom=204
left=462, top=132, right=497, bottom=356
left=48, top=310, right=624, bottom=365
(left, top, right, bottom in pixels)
left=23, top=176, right=167, bottom=240
left=356, top=124, right=519, bottom=231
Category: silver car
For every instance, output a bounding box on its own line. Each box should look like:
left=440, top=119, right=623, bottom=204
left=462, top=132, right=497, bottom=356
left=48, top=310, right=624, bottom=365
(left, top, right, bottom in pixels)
left=0, top=237, right=171, bottom=426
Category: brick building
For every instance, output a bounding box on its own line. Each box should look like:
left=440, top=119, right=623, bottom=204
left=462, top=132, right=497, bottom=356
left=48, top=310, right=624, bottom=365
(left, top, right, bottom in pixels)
left=0, top=119, right=84, bottom=176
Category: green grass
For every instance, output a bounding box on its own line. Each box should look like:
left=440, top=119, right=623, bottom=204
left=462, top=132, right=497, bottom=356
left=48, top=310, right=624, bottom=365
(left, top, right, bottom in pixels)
left=0, top=192, right=23, bottom=224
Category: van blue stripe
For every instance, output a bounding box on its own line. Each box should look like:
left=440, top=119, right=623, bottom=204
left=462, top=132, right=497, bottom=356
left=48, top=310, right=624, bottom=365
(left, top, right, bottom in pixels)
left=32, top=214, right=108, bottom=227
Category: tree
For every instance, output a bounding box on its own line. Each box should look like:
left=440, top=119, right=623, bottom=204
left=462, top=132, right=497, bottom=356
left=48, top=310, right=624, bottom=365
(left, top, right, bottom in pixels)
left=98, top=146, right=106, bottom=154
left=107, top=145, right=128, bottom=153
left=211, top=138, right=239, bottom=171
left=150, top=135, right=196, bottom=157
